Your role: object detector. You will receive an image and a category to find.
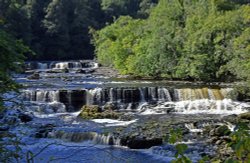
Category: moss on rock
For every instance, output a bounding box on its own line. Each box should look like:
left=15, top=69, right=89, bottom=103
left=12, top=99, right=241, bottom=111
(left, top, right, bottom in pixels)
left=79, top=105, right=120, bottom=119
left=238, top=112, right=250, bottom=120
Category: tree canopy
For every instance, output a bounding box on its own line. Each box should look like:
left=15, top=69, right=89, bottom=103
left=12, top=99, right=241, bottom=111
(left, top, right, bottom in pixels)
left=92, top=0, right=250, bottom=82
left=0, top=0, right=157, bottom=60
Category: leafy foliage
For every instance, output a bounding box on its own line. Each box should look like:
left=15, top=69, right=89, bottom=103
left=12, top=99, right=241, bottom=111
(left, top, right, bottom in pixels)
left=168, top=128, right=192, bottom=163
left=93, top=0, right=250, bottom=82
left=0, top=28, right=29, bottom=111
left=226, top=123, right=250, bottom=162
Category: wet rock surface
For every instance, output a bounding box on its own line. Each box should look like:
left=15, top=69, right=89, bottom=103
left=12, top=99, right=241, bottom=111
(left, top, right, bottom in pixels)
left=27, top=72, right=40, bottom=80
left=18, top=112, right=33, bottom=123
left=35, top=124, right=55, bottom=138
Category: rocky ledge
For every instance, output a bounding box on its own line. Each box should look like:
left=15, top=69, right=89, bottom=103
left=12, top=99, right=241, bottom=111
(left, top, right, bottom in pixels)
left=107, top=112, right=250, bottom=162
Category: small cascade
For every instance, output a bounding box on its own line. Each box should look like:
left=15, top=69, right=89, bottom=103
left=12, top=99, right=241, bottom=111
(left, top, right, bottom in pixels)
left=109, top=88, right=115, bottom=102
left=54, top=62, right=69, bottom=69
left=174, top=88, right=233, bottom=101
left=185, top=123, right=203, bottom=133
left=22, top=89, right=86, bottom=112
left=93, top=133, right=114, bottom=145
left=69, top=62, right=82, bottom=69
left=53, top=62, right=85, bottom=69
left=51, top=131, right=97, bottom=142
left=158, top=88, right=172, bottom=102
left=148, top=87, right=158, bottom=101
left=93, top=62, right=99, bottom=68
left=25, top=60, right=99, bottom=70
left=87, top=88, right=102, bottom=105
left=23, top=90, right=59, bottom=102
left=139, top=88, right=146, bottom=102
left=170, top=99, right=249, bottom=114
left=51, top=131, right=120, bottom=145
left=81, top=61, right=99, bottom=68
left=37, top=62, right=48, bottom=69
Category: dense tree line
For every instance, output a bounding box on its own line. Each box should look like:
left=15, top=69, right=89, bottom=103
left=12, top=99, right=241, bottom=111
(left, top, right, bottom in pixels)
left=92, top=0, right=250, bottom=82
left=0, top=0, right=157, bottom=60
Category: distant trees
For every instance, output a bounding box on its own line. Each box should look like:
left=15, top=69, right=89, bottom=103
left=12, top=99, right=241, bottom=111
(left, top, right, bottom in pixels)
left=101, top=0, right=158, bottom=19
left=92, top=0, right=250, bottom=82
left=0, top=0, right=157, bottom=60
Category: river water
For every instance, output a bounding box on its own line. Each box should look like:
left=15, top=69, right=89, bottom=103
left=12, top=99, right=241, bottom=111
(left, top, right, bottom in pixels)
left=4, top=60, right=250, bottom=162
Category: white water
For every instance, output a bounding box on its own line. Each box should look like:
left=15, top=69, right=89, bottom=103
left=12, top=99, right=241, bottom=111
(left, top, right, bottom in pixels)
left=91, top=119, right=138, bottom=127
left=185, top=123, right=203, bottom=133
left=54, top=62, right=82, bottom=69
left=37, top=63, right=48, bottom=69
left=139, top=99, right=249, bottom=115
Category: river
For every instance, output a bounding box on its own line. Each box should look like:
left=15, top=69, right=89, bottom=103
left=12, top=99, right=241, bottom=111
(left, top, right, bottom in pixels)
left=3, top=60, right=250, bottom=162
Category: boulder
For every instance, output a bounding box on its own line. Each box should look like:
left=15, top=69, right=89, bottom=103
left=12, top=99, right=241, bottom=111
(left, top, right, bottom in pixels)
left=238, top=112, right=250, bottom=120
left=0, top=125, right=10, bottom=131
left=120, top=137, right=163, bottom=149
left=214, top=125, right=231, bottom=136
left=35, top=124, right=54, bottom=138
left=18, top=113, right=33, bottom=123
left=27, top=72, right=40, bottom=80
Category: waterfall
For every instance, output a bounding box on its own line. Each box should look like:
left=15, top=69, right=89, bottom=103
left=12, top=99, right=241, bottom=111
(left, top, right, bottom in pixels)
left=93, top=133, right=113, bottom=145
left=185, top=123, right=203, bottom=133
left=109, top=88, right=115, bottom=102
left=158, top=88, right=172, bottom=102
left=52, top=131, right=97, bottom=142
left=148, top=87, right=157, bottom=101
left=93, top=62, right=99, bottom=68
left=22, top=90, right=59, bottom=102
left=25, top=60, right=99, bottom=70
left=139, top=88, right=146, bottom=102
left=37, top=63, right=48, bottom=69
left=22, top=87, right=243, bottom=113
left=69, top=62, right=82, bottom=69
left=173, top=88, right=233, bottom=101
left=36, top=91, right=45, bottom=101
left=51, top=131, right=120, bottom=145
left=53, top=62, right=83, bottom=69
left=170, top=99, right=249, bottom=114
left=87, top=88, right=102, bottom=105
left=54, top=62, right=69, bottom=69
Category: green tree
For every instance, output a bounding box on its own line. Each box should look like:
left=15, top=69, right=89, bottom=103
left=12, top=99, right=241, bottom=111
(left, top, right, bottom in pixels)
left=0, top=28, right=29, bottom=111
left=93, top=0, right=250, bottom=81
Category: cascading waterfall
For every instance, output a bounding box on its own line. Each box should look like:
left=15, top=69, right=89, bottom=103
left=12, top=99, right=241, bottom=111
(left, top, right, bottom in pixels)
left=25, top=61, right=100, bottom=70
left=87, top=88, right=102, bottom=105
left=53, top=61, right=95, bottom=69
left=54, top=62, right=69, bottom=69
left=174, top=88, right=233, bottom=101
left=50, top=130, right=120, bottom=145
left=23, top=90, right=59, bottom=102
left=22, top=90, right=66, bottom=114
left=21, top=87, right=248, bottom=114
left=158, top=88, right=172, bottom=102
left=139, top=88, right=146, bottom=102
left=37, top=63, right=48, bottom=69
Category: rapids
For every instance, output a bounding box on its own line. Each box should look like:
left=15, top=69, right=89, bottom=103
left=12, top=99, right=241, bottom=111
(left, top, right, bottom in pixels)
left=3, top=60, right=250, bottom=162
